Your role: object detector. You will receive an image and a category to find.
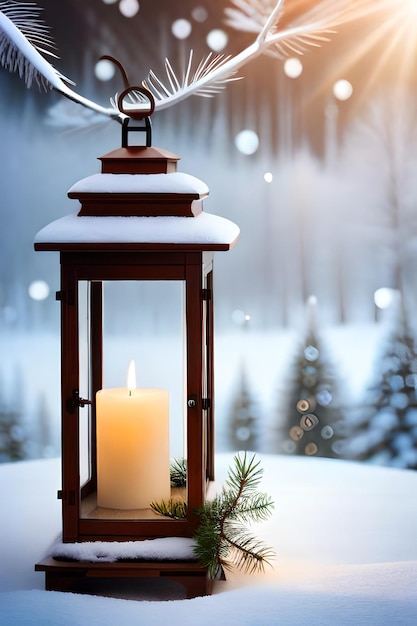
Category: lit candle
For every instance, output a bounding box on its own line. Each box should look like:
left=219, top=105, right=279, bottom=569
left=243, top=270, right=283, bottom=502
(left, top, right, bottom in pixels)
left=96, top=360, right=170, bottom=510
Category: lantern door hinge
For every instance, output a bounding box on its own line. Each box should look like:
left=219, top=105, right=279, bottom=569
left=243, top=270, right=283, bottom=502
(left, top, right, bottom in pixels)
left=66, top=389, right=92, bottom=414
left=202, top=398, right=211, bottom=411
left=57, top=490, right=76, bottom=505
left=202, top=288, right=211, bottom=301
left=56, top=289, right=75, bottom=305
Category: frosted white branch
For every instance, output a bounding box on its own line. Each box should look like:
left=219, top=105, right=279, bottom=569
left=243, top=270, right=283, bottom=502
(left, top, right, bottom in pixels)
left=0, top=0, right=385, bottom=119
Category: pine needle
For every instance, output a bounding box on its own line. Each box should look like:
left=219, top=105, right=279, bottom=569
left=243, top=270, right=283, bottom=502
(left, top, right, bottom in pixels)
left=170, top=457, right=187, bottom=488
left=194, top=452, right=275, bottom=578
left=150, top=498, right=187, bottom=519
left=150, top=453, right=275, bottom=579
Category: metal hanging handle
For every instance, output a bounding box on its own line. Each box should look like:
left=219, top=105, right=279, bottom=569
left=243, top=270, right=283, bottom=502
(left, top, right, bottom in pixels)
left=121, top=115, right=153, bottom=147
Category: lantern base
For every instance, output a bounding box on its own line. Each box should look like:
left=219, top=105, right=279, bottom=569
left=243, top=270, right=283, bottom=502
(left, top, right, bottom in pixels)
left=35, top=556, right=216, bottom=599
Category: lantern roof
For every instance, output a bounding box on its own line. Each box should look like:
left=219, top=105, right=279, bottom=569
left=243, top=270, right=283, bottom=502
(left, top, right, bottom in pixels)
left=68, top=171, right=209, bottom=218
left=98, top=146, right=179, bottom=174
left=34, top=143, right=239, bottom=252
left=34, top=212, right=240, bottom=252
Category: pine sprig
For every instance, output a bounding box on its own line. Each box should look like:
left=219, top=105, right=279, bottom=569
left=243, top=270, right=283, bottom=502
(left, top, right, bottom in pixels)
left=150, top=498, right=187, bottom=519
left=194, top=452, right=275, bottom=578
left=232, top=491, right=274, bottom=523
left=221, top=524, right=276, bottom=574
left=170, top=457, right=187, bottom=488
left=150, top=453, right=275, bottom=578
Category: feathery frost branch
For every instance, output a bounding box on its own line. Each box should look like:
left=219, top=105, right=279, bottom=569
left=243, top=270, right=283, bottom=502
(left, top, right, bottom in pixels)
left=0, top=0, right=384, bottom=121
left=142, top=0, right=381, bottom=110
left=141, top=49, right=241, bottom=107
left=0, top=0, right=120, bottom=119
left=0, top=0, right=65, bottom=89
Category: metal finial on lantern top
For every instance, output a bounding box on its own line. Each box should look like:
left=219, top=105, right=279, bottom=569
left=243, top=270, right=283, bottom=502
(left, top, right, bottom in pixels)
left=101, top=55, right=155, bottom=148
left=120, top=91, right=154, bottom=148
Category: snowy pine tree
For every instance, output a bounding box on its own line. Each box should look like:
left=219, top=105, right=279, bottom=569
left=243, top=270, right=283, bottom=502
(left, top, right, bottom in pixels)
left=36, top=391, right=53, bottom=458
left=278, top=297, right=345, bottom=458
left=346, top=303, right=417, bottom=469
left=228, top=362, right=258, bottom=451
left=0, top=367, right=28, bottom=462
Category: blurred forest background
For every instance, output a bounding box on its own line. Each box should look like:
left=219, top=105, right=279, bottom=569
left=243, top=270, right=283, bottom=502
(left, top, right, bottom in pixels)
left=2, top=0, right=417, bottom=469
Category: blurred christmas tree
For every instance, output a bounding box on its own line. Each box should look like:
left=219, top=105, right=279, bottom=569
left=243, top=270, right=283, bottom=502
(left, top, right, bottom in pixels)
left=278, top=296, right=346, bottom=458
left=0, top=407, right=26, bottom=462
left=36, top=391, right=53, bottom=458
left=346, top=302, right=417, bottom=469
left=0, top=367, right=27, bottom=462
left=228, top=362, right=258, bottom=451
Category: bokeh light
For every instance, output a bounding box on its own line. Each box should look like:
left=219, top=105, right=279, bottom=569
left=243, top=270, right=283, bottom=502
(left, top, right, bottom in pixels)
left=333, top=79, right=353, bottom=101
left=206, top=29, right=228, bottom=52
left=234, top=129, right=259, bottom=155
left=172, top=19, right=192, bottom=39
left=264, top=172, right=273, bottom=183
left=304, top=345, right=319, bottom=361
left=95, top=58, right=116, bottom=81
left=192, top=7, right=208, bottom=22
left=28, top=280, right=50, bottom=301
left=119, top=0, right=139, bottom=17
left=231, top=309, right=251, bottom=326
left=284, top=57, right=303, bottom=79
left=3, top=305, right=17, bottom=323
left=374, top=287, right=396, bottom=309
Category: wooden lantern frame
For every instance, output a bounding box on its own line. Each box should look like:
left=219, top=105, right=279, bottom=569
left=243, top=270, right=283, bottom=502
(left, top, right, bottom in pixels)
left=34, top=142, right=239, bottom=597
left=55, top=246, right=216, bottom=542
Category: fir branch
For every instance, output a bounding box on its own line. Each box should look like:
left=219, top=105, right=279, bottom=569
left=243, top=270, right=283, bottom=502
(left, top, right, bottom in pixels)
left=226, top=451, right=264, bottom=494
left=222, top=525, right=276, bottom=574
left=150, top=498, right=187, bottom=519
left=194, top=452, right=275, bottom=578
left=232, top=491, right=275, bottom=523
left=150, top=453, right=275, bottom=578
left=170, top=457, right=187, bottom=488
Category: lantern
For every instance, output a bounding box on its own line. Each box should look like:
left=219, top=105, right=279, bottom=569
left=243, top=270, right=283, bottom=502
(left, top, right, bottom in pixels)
left=34, top=118, right=239, bottom=598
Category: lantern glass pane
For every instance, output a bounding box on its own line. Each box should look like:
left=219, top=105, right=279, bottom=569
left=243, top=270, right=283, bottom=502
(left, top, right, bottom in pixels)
left=78, top=281, right=92, bottom=486
left=92, top=280, right=186, bottom=520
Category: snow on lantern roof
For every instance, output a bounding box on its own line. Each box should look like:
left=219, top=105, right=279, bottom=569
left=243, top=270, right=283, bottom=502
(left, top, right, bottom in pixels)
left=65, top=144, right=211, bottom=218
left=68, top=172, right=208, bottom=197
left=68, top=172, right=209, bottom=218
left=34, top=212, right=240, bottom=252
left=34, top=143, right=239, bottom=251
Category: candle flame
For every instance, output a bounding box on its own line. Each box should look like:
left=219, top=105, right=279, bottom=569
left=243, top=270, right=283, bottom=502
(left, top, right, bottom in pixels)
left=127, top=360, right=136, bottom=392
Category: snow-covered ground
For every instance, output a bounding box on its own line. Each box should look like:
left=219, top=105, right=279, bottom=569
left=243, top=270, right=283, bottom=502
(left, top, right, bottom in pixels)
left=1, top=453, right=417, bottom=624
